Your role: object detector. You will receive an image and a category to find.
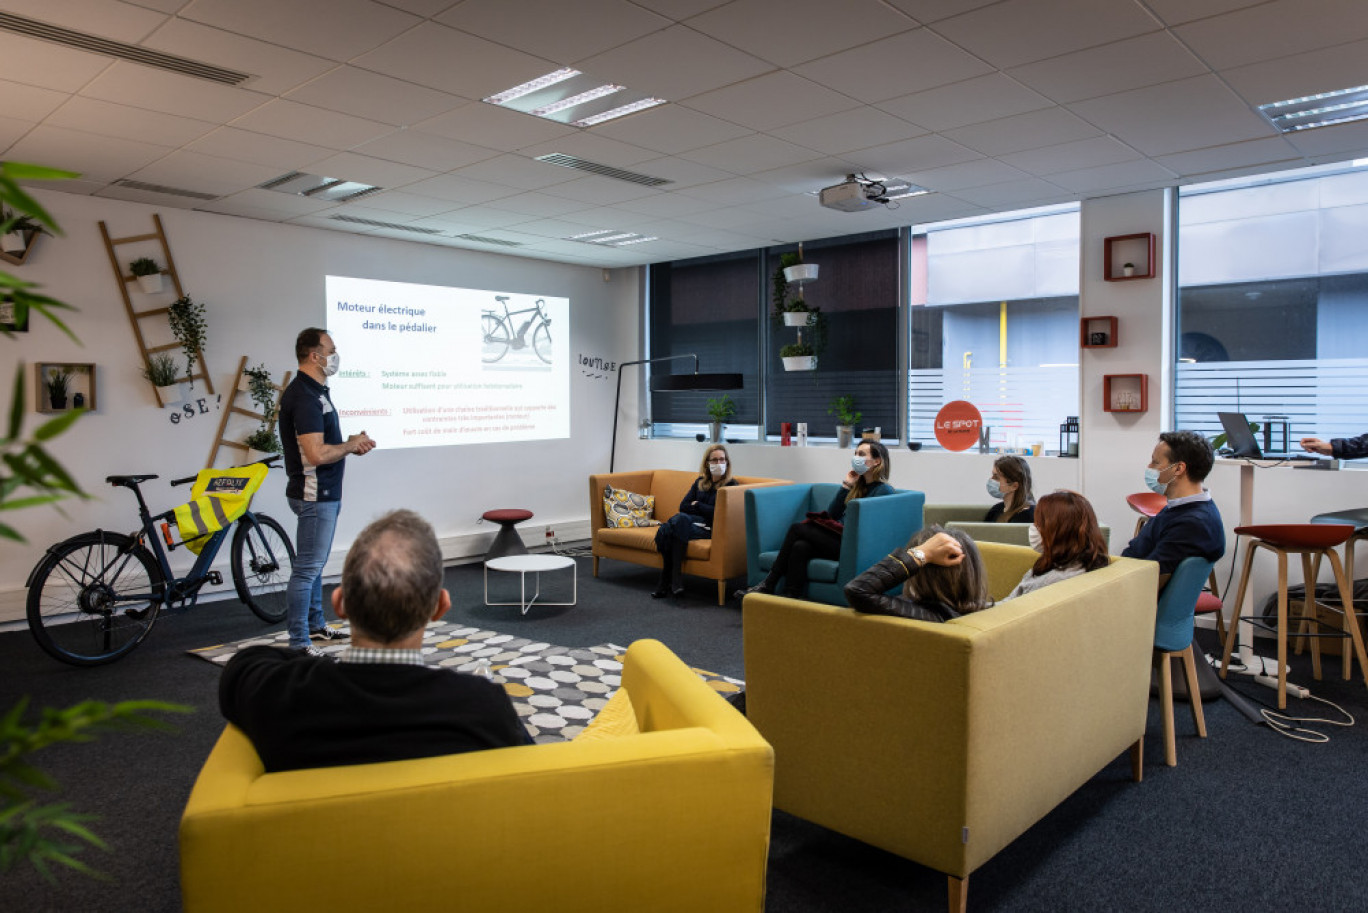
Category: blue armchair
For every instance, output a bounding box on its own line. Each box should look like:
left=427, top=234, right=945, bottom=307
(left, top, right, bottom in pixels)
left=743, top=483, right=925, bottom=606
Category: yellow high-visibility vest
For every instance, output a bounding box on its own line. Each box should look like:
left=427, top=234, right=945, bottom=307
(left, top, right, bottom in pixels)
left=173, top=463, right=269, bottom=554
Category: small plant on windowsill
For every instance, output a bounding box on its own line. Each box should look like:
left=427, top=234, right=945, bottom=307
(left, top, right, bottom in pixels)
left=706, top=393, right=737, bottom=443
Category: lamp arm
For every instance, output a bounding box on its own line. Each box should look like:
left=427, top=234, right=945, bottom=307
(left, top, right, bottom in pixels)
left=610, top=354, right=700, bottom=472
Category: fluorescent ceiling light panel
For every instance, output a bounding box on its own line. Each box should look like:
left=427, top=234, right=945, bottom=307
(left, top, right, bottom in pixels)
left=1259, top=83, right=1368, bottom=133
left=483, top=68, right=580, bottom=105
left=885, top=186, right=931, bottom=200
left=530, top=84, right=624, bottom=117
left=567, top=230, right=656, bottom=246
left=613, top=236, right=657, bottom=245
left=572, top=98, right=666, bottom=127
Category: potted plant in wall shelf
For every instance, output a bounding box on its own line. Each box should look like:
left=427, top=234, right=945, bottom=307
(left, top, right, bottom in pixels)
left=706, top=393, right=737, bottom=443
left=1122, top=262, right=1135, bottom=277
left=829, top=395, right=861, bottom=449
left=143, top=352, right=181, bottom=405
left=130, top=256, right=164, bottom=293
left=167, top=294, right=207, bottom=388
left=1, top=206, right=50, bottom=257
left=45, top=366, right=71, bottom=410
left=780, top=341, right=816, bottom=372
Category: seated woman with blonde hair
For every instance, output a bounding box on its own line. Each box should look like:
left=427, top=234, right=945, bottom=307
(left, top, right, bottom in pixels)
left=843, top=525, right=989, bottom=622
left=1006, top=489, right=1110, bottom=599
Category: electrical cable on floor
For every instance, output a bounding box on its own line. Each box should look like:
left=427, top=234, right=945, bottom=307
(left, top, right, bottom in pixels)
left=1258, top=695, right=1354, bottom=743
left=548, top=538, right=592, bottom=558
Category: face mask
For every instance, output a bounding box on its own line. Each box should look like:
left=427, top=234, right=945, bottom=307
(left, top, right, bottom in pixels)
left=986, top=479, right=1003, bottom=500
left=709, top=461, right=727, bottom=477
left=317, top=352, right=340, bottom=377
left=851, top=455, right=869, bottom=475
left=1144, top=466, right=1169, bottom=495
left=1028, top=524, right=1044, bottom=553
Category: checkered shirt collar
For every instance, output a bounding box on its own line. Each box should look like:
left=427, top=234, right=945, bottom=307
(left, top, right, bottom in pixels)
left=339, top=646, right=427, bottom=666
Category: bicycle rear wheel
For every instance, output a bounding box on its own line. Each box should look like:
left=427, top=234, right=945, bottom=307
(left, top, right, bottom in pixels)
left=26, top=532, right=165, bottom=666
left=533, top=321, right=552, bottom=364
left=481, top=314, right=510, bottom=363
left=231, top=513, right=295, bottom=623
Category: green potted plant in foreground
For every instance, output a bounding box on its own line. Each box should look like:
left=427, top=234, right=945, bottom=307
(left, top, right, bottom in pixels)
left=706, top=393, right=737, bottom=443
left=829, top=395, right=861, bottom=448
left=129, top=256, right=163, bottom=294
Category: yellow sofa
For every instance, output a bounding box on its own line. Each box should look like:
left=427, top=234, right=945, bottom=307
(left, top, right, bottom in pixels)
left=590, top=469, right=791, bottom=604
left=180, top=639, right=775, bottom=913
left=742, top=542, right=1158, bottom=913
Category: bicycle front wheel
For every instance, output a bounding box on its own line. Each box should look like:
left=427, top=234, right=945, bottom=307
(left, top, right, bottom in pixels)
left=533, top=321, right=552, bottom=364
left=481, top=314, right=510, bottom=363
left=26, top=532, right=165, bottom=666
left=231, top=513, right=295, bottom=623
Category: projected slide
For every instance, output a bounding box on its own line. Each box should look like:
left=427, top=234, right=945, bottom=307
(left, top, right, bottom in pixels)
left=325, top=275, right=570, bottom=449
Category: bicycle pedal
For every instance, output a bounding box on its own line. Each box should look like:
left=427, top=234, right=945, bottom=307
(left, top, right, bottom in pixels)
left=207, top=570, right=223, bottom=586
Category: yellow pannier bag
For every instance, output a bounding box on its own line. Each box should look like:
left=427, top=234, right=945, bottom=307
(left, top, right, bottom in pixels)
left=173, top=463, right=269, bottom=554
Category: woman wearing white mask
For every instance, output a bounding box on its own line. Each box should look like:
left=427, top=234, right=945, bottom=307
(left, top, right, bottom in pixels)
left=734, top=440, right=892, bottom=600
left=985, top=455, right=1035, bottom=523
left=652, top=445, right=737, bottom=598
left=1005, top=490, right=1110, bottom=599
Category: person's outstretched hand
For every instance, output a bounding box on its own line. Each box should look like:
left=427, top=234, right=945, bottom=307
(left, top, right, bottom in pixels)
left=1300, top=436, right=1332, bottom=456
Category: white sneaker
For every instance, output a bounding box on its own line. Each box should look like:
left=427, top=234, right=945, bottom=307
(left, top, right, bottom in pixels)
left=302, top=645, right=329, bottom=658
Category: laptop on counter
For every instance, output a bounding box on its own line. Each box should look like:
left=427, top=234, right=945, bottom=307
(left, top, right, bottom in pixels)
left=1216, top=411, right=1323, bottom=460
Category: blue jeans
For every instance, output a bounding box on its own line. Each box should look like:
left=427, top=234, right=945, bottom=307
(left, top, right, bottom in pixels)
left=287, top=497, right=341, bottom=648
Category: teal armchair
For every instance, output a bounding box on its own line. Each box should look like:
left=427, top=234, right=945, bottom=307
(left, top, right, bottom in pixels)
left=743, top=483, right=925, bottom=606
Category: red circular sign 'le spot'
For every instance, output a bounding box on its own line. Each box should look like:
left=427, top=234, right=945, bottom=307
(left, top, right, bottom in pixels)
left=934, top=400, right=983, bottom=452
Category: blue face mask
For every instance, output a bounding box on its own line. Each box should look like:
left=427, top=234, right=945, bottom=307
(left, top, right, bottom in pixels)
left=986, top=479, right=1003, bottom=500
left=1144, top=466, right=1169, bottom=495
left=851, top=455, right=869, bottom=475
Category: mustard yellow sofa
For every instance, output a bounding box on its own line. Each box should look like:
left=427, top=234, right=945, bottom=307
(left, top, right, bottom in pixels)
left=742, top=542, right=1158, bottom=913
left=180, top=639, right=775, bottom=913
left=590, top=469, right=791, bottom=604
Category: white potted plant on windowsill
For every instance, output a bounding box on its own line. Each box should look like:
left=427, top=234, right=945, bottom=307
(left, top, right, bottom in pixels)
left=828, top=395, right=861, bottom=448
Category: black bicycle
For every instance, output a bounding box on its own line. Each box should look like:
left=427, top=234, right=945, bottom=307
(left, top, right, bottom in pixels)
left=25, top=457, right=295, bottom=666
left=482, top=295, right=552, bottom=364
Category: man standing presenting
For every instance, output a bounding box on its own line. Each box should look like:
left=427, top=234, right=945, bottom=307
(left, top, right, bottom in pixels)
left=1122, top=429, right=1225, bottom=589
left=279, top=327, right=375, bottom=655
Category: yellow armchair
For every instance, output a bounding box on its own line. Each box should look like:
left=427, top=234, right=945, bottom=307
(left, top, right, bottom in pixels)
left=181, top=639, right=775, bottom=913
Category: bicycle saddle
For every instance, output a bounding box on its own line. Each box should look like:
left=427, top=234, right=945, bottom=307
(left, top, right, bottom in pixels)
left=106, top=474, right=158, bottom=487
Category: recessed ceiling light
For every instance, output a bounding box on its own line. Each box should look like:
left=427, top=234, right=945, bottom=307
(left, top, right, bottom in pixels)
left=572, top=97, right=666, bottom=127
left=885, top=187, right=931, bottom=200
left=567, top=229, right=657, bottom=246
left=483, top=68, right=580, bottom=105
left=530, top=84, right=624, bottom=117
left=569, top=229, right=617, bottom=239
left=1259, top=83, right=1368, bottom=133
left=613, top=236, right=657, bottom=245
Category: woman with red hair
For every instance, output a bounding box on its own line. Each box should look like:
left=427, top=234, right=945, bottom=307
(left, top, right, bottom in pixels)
left=1006, top=490, right=1110, bottom=599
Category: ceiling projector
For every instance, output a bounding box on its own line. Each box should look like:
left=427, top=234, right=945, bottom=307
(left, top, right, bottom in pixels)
left=819, top=177, right=882, bottom=213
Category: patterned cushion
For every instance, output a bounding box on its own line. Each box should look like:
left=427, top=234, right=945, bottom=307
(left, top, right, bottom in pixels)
left=603, top=485, right=657, bottom=528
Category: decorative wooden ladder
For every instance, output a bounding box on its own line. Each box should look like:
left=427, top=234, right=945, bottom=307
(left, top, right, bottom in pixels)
left=207, top=355, right=291, bottom=469
left=98, top=213, right=214, bottom=404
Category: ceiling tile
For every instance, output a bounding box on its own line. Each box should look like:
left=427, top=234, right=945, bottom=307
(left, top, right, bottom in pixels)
left=1284, top=119, right=1368, bottom=158
left=590, top=105, right=750, bottom=154
left=437, top=0, right=670, bottom=63
left=678, top=133, right=824, bottom=174
left=541, top=174, right=664, bottom=204
left=346, top=190, right=459, bottom=217
left=127, top=149, right=281, bottom=196
left=45, top=96, right=217, bottom=147
left=622, top=155, right=736, bottom=188
left=0, top=116, right=36, bottom=153
left=207, top=187, right=339, bottom=217
left=299, top=153, right=436, bottom=189
left=185, top=127, right=334, bottom=170
left=846, top=133, right=981, bottom=176
left=450, top=153, right=577, bottom=190
left=752, top=158, right=868, bottom=194
left=181, top=0, right=421, bottom=61
left=686, top=0, right=918, bottom=68
left=1222, top=38, right=1368, bottom=108
left=3, top=125, right=172, bottom=182
left=675, top=176, right=789, bottom=204
left=608, top=192, right=721, bottom=217
left=950, top=177, right=1073, bottom=208
left=793, top=28, right=995, bottom=104
left=0, top=32, right=110, bottom=93
left=484, top=192, right=593, bottom=218
left=285, top=66, right=470, bottom=127
left=94, top=184, right=202, bottom=209
left=682, top=71, right=851, bottom=132
left=0, top=79, right=71, bottom=122
left=877, top=74, right=1051, bottom=132
left=1007, top=32, right=1210, bottom=105
left=883, top=0, right=1000, bottom=22
left=0, top=0, right=166, bottom=43
left=1173, top=0, right=1368, bottom=70
left=141, top=17, right=336, bottom=96
left=414, top=103, right=576, bottom=151
left=352, top=130, right=501, bottom=172
left=905, top=159, right=1032, bottom=192
left=998, top=135, right=1143, bottom=176
left=1068, top=75, right=1273, bottom=157
left=942, top=106, right=1101, bottom=156
left=402, top=173, right=521, bottom=205
left=1154, top=137, right=1304, bottom=177
left=1048, top=159, right=1179, bottom=193
left=769, top=107, right=927, bottom=156
left=80, top=61, right=270, bottom=121
left=575, top=25, right=773, bottom=101
left=231, top=99, right=394, bottom=149
left=932, top=0, right=1158, bottom=69
left=1143, top=0, right=1268, bottom=26
left=353, top=22, right=555, bottom=100
left=516, top=133, right=661, bottom=169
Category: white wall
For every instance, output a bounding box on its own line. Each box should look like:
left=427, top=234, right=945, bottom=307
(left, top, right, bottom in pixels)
left=2, top=189, right=640, bottom=621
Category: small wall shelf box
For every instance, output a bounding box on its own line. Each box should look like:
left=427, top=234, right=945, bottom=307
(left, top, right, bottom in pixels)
left=1103, top=233, right=1155, bottom=281
left=1103, top=374, right=1148, bottom=413
left=1080, top=316, right=1118, bottom=348
left=36, top=362, right=97, bottom=414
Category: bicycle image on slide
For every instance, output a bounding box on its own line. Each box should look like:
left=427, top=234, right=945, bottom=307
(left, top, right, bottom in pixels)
left=481, top=295, right=552, bottom=366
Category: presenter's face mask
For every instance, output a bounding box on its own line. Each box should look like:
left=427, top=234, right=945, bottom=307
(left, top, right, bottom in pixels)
left=316, top=350, right=340, bottom=377
left=1028, top=524, right=1044, bottom=552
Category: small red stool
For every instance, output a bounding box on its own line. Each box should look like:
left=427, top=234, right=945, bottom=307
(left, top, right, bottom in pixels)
left=1218, top=523, right=1368, bottom=709
left=1127, top=492, right=1225, bottom=640
left=482, top=508, right=533, bottom=560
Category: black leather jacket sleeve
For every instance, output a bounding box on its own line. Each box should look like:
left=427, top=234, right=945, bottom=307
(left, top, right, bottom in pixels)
left=844, top=552, right=960, bottom=623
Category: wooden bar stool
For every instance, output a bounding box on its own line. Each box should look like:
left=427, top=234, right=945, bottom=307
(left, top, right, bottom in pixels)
left=1127, top=492, right=1225, bottom=640
left=1306, top=508, right=1368, bottom=678
left=1218, top=523, right=1368, bottom=709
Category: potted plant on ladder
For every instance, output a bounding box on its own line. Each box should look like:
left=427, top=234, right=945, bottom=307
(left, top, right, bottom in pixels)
left=242, top=363, right=282, bottom=461
left=167, top=294, right=208, bottom=388
left=129, top=256, right=164, bottom=294
left=143, top=352, right=181, bottom=406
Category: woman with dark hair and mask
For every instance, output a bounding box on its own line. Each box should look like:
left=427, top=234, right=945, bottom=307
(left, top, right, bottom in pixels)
left=735, top=440, right=893, bottom=600
left=652, top=444, right=737, bottom=599
left=985, top=455, right=1034, bottom=523
left=1005, top=490, right=1110, bottom=599
left=843, top=525, right=989, bottom=622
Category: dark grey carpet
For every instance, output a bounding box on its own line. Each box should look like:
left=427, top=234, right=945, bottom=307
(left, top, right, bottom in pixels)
left=3, top=553, right=1366, bottom=912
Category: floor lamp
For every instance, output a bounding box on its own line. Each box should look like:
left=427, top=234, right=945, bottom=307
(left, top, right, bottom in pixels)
left=610, top=354, right=743, bottom=472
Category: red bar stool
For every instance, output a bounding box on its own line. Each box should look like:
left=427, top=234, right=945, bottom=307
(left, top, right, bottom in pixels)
left=1127, top=492, right=1225, bottom=640
left=1218, top=523, right=1368, bottom=708
left=481, top=508, right=534, bottom=560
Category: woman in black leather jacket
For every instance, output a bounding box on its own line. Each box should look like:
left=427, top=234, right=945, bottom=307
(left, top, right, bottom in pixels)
left=844, top=526, right=989, bottom=622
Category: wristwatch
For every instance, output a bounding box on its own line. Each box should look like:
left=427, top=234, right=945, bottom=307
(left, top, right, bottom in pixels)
left=909, top=547, right=926, bottom=566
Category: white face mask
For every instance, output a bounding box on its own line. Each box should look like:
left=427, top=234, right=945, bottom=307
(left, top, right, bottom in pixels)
left=1028, top=524, right=1044, bottom=553
left=317, top=351, right=340, bottom=377
left=851, top=455, right=871, bottom=475
left=986, top=479, right=1003, bottom=500
left=709, top=461, right=727, bottom=477
left=1144, top=466, right=1168, bottom=495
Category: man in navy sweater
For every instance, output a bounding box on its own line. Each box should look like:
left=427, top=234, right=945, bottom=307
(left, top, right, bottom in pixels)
left=221, top=509, right=531, bottom=772
left=1123, top=430, right=1226, bottom=590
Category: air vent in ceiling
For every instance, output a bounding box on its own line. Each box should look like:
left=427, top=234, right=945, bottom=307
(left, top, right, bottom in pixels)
left=534, top=154, right=671, bottom=187
left=330, top=215, right=443, bottom=235
left=454, top=234, right=525, bottom=247
left=260, top=172, right=383, bottom=202
left=0, top=12, right=252, bottom=85
left=113, top=179, right=220, bottom=201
